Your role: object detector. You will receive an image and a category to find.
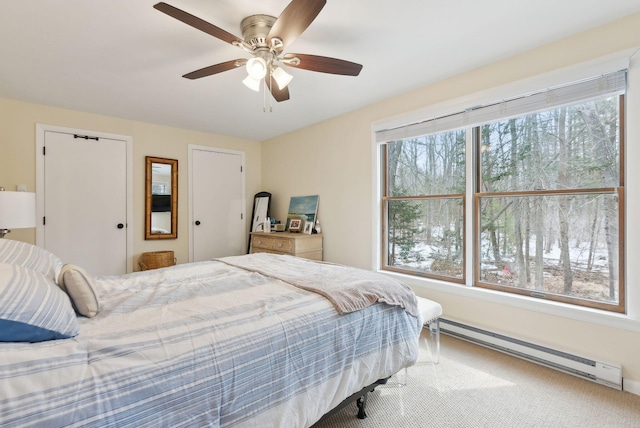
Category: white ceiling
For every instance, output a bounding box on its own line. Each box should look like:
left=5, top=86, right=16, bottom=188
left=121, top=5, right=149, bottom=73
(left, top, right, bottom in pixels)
left=1, top=0, right=639, bottom=141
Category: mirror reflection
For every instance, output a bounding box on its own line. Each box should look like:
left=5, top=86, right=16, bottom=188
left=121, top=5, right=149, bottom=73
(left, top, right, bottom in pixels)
left=145, top=156, right=178, bottom=240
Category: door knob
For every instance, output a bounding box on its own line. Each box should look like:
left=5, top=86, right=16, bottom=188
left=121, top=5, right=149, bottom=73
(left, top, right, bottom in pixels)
left=195, top=220, right=201, bottom=226
left=117, top=223, right=124, bottom=229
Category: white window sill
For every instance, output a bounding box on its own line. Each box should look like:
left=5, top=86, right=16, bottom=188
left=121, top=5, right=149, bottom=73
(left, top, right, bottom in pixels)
left=379, top=269, right=640, bottom=333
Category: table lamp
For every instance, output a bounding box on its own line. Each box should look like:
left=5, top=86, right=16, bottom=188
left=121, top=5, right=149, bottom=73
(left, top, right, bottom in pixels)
left=0, top=187, right=36, bottom=238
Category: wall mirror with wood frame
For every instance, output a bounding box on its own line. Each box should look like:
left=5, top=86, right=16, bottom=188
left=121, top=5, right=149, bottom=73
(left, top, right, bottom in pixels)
left=145, top=156, right=178, bottom=240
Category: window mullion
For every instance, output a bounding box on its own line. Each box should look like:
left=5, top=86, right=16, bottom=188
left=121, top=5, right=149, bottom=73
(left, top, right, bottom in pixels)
left=467, top=127, right=476, bottom=286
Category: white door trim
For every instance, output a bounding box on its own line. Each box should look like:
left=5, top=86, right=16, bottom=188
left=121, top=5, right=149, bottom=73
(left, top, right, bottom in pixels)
left=35, top=124, right=134, bottom=273
left=188, top=144, right=246, bottom=263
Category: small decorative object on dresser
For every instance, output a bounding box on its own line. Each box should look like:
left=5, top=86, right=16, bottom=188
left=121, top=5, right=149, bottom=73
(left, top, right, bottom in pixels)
left=250, top=232, right=323, bottom=260
left=272, top=223, right=286, bottom=232
left=303, top=221, right=313, bottom=234
left=288, top=218, right=303, bottom=232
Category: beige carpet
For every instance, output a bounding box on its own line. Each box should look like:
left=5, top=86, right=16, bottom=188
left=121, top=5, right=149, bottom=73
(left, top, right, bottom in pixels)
left=313, top=331, right=640, bottom=427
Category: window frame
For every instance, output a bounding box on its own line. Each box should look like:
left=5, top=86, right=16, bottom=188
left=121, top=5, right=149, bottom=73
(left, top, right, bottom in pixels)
left=380, top=139, right=467, bottom=284
left=378, top=85, right=626, bottom=314
left=474, top=188, right=625, bottom=312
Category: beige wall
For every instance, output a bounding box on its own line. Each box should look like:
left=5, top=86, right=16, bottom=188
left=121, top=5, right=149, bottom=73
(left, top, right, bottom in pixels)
left=262, top=13, right=640, bottom=390
left=0, top=98, right=262, bottom=267
left=2, top=11, right=639, bottom=392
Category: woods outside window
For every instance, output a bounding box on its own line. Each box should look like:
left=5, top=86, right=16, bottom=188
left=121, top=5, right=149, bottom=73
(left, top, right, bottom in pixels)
left=380, top=71, right=626, bottom=313
left=382, top=131, right=466, bottom=282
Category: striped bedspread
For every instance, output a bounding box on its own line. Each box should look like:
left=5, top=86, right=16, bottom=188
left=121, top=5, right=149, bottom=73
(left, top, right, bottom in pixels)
left=0, top=257, right=421, bottom=427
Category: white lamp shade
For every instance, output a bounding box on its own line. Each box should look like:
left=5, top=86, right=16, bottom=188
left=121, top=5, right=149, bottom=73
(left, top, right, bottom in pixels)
left=0, top=191, right=36, bottom=229
left=245, top=57, right=267, bottom=80
left=242, top=75, right=261, bottom=92
left=272, top=66, right=293, bottom=90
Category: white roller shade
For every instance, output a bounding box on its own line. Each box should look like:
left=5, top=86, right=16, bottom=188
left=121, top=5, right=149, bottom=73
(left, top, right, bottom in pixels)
left=376, top=70, right=627, bottom=143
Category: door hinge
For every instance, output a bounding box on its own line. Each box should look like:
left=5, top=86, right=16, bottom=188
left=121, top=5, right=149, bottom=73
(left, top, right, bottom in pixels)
left=240, top=166, right=243, bottom=173
left=74, top=134, right=99, bottom=141
left=43, top=216, right=46, bottom=226
left=43, top=146, right=46, bottom=155
left=241, top=213, right=243, bottom=220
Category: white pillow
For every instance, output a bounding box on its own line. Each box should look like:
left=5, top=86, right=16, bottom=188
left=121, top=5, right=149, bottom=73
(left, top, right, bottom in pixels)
left=58, top=264, right=101, bottom=318
left=0, top=239, right=63, bottom=282
left=0, top=262, right=78, bottom=342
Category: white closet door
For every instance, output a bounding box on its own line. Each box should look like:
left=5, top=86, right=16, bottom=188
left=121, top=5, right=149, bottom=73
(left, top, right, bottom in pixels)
left=43, top=131, right=128, bottom=276
left=191, top=148, right=245, bottom=262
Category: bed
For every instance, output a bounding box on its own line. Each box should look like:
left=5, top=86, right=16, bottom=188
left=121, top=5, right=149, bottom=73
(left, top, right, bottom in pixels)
left=0, top=239, right=422, bottom=427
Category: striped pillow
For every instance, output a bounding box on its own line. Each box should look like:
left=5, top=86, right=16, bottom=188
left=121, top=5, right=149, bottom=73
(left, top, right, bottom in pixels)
left=0, top=263, right=79, bottom=342
left=0, top=239, right=63, bottom=283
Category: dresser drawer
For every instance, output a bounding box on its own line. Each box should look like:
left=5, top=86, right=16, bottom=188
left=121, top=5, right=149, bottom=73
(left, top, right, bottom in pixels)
left=251, top=235, right=295, bottom=252
left=250, top=232, right=323, bottom=260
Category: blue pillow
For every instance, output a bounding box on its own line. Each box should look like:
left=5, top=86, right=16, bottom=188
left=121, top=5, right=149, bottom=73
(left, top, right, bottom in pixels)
left=0, top=263, right=79, bottom=342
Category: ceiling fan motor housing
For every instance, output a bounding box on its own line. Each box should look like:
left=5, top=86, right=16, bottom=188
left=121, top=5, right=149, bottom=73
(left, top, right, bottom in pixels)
left=241, top=15, right=277, bottom=51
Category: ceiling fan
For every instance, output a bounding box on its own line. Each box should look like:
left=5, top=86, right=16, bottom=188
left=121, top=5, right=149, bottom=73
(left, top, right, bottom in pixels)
left=153, top=0, right=363, bottom=103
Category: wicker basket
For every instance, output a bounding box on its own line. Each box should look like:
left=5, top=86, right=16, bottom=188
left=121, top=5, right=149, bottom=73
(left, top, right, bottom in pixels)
left=139, top=251, right=176, bottom=271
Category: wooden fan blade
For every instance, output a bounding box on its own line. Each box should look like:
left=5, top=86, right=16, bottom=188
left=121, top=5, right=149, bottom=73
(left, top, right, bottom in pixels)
left=283, top=54, right=363, bottom=76
left=267, top=0, right=326, bottom=47
left=265, top=73, right=290, bottom=102
left=154, top=2, right=243, bottom=45
left=183, top=59, right=246, bottom=80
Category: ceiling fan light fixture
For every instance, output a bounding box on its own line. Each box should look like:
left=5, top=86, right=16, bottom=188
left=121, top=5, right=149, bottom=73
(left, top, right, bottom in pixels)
left=272, top=66, right=293, bottom=90
left=246, top=57, right=267, bottom=79
left=242, top=75, right=261, bottom=92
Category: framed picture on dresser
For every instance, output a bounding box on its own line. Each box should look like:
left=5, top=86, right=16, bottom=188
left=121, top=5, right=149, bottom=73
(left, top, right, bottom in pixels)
left=288, top=218, right=303, bottom=232
left=303, top=221, right=313, bottom=234
left=286, top=195, right=319, bottom=230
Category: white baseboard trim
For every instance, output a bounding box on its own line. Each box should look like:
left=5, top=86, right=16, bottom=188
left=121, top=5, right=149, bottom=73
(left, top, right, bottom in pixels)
left=623, top=378, right=640, bottom=396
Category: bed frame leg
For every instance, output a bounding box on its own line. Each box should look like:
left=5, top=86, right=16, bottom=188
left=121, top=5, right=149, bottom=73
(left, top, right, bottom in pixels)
left=356, top=393, right=368, bottom=419
left=317, top=378, right=388, bottom=423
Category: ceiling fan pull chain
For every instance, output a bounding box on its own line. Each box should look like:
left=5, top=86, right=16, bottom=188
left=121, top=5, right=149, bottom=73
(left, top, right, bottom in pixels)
left=263, top=79, right=267, bottom=112
left=269, top=72, right=273, bottom=112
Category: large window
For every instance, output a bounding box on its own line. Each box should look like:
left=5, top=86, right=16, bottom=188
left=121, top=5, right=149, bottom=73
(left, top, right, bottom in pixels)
left=379, top=71, right=625, bottom=312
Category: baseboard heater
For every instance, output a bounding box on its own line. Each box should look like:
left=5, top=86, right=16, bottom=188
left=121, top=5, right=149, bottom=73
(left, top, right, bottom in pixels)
left=439, top=318, right=622, bottom=390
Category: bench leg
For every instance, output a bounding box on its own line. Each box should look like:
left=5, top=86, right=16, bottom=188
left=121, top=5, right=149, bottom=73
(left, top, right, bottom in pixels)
left=424, top=317, right=440, bottom=364
left=390, top=317, right=441, bottom=387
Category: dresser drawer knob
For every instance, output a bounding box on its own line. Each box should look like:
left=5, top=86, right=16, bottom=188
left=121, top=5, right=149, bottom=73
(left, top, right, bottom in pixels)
left=256, top=240, right=262, bottom=245
left=277, top=243, right=282, bottom=247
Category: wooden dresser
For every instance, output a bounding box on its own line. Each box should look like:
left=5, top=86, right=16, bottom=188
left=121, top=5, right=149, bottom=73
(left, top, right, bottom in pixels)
left=249, top=232, right=323, bottom=260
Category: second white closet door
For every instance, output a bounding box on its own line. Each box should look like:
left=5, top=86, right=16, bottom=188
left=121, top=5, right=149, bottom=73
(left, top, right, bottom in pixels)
left=191, top=148, right=245, bottom=262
